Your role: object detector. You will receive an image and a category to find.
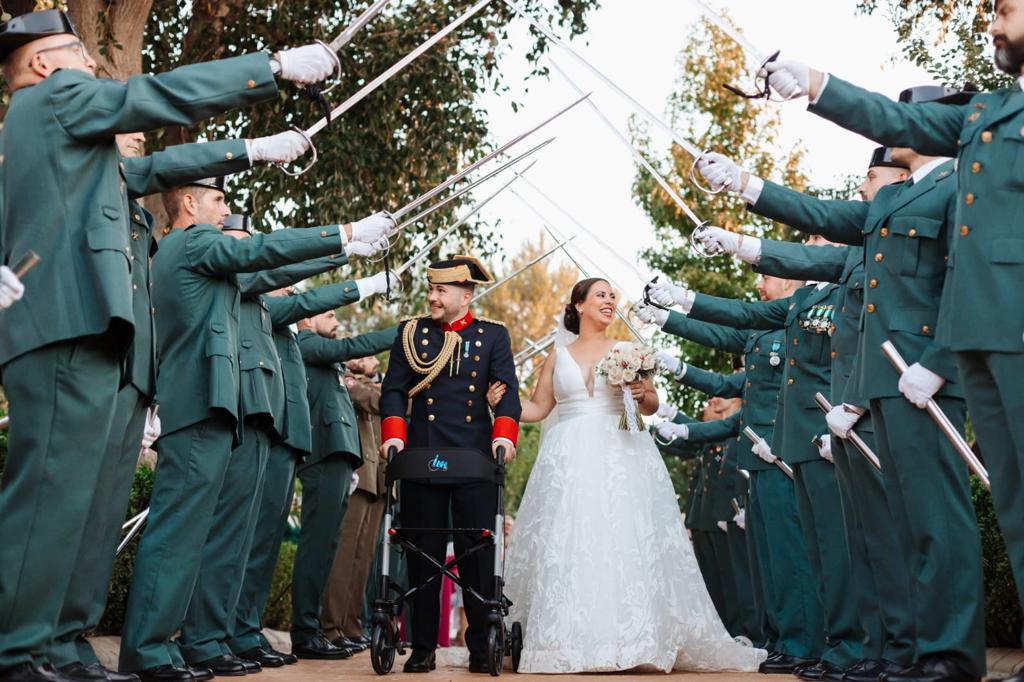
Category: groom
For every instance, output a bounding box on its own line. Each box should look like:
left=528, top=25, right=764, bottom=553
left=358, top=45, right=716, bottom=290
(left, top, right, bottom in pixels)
left=380, top=255, right=522, bottom=673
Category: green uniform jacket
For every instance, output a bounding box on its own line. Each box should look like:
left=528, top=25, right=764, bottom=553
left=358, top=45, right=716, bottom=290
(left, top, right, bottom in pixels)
left=688, top=284, right=840, bottom=465
left=123, top=139, right=251, bottom=400
left=151, top=224, right=344, bottom=436
left=750, top=171, right=962, bottom=403
left=0, top=52, right=277, bottom=366
left=808, top=76, right=1023, bottom=352
left=298, top=328, right=398, bottom=468
left=662, top=312, right=787, bottom=470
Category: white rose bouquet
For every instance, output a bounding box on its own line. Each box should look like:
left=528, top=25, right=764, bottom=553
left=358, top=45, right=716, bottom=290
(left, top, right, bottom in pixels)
left=597, top=341, right=658, bottom=432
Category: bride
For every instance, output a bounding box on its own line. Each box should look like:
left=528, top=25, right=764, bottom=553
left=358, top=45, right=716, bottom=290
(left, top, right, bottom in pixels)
left=502, top=278, right=767, bottom=674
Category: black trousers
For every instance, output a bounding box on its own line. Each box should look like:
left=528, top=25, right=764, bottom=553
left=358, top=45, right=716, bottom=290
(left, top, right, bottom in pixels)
left=400, top=481, right=497, bottom=655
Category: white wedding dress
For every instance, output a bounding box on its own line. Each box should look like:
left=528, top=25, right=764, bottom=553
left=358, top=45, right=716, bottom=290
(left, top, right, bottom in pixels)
left=505, top=346, right=767, bottom=674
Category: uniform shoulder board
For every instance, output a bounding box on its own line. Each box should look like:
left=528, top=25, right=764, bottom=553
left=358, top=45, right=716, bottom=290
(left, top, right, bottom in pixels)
left=474, top=316, right=506, bottom=328
left=400, top=313, right=430, bottom=326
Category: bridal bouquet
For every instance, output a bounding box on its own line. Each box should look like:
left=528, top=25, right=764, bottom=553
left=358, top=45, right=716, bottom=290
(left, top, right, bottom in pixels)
left=597, top=341, right=658, bottom=432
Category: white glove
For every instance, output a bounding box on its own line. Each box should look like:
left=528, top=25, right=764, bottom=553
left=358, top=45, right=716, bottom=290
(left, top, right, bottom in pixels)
left=655, top=402, right=678, bottom=421
left=898, top=362, right=945, bottom=409
left=349, top=472, right=359, bottom=496
left=631, top=301, right=668, bottom=327
left=247, top=131, right=310, bottom=164
left=646, top=279, right=694, bottom=312
left=355, top=270, right=397, bottom=301
left=655, top=350, right=681, bottom=375
left=274, top=43, right=337, bottom=84
left=826, top=403, right=865, bottom=439
left=351, top=211, right=398, bottom=244
left=761, top=59, right=810, bottom=100
left=733, top=508, right=746, bottom=530
left=693, top=225, right=762, bottom=264
left=344, top=238, right=387, bottom=258
left=696, top=152, right=743, bottom=192
left=0, top=266, right=25, bottom=309
left=816, top=434, right=834, bottom=463
left=716, top=520, right=729, bottom=533
left=656, top=421, right=689, bottom=441
left=751, top=439, right=777, bottom=464
left=141, top=407, right=161, bottom=450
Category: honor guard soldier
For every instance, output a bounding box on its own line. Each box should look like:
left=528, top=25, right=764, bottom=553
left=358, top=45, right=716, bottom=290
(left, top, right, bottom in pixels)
left=290, top=311, right=397, bottom=659
left=645, top=267, right=862, bottom=676
left=0, top=8, right=337, bottom=681
left=637, top=276, right=821, bottom=670
left=698, top=82, right=984, bottom=682
left=379, top=256, right=522, bottom=674
left=696, top=148, right=921, bottom=682
left=762, top=15, right=1024, bottom=680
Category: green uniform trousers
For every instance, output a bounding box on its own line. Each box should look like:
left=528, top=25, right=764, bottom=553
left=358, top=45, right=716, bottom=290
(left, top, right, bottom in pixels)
left=691, top=530, right=727, bottom=624
left=118, top=415, right=236, bottom=672
left=49, top=385, right=149, bottom=668
left=227, top=443, right=299, bottom=654
left=710, top=527, right=741, bottom=636
left=746, top=473, right=779, bottom=651
left=291, top=456, right=354, bottom=645
left=834, top=434, right=916, bottom=665
left=726, top=521, right=761, bottom=643
left=179, top=424, right=270, bottom=664
left=0, top=337, right=122, bottom=668
left=957, top=350, right=1024, bottom=646
left=754, top=468, right=825, bottom=658
left=792, top=459, right=863, bottom=667
left=871, top=395, right=985, bottom=676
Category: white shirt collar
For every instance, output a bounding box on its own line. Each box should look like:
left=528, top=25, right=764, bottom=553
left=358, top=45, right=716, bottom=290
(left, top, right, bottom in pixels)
left=910, top=157, right=950, bottom=184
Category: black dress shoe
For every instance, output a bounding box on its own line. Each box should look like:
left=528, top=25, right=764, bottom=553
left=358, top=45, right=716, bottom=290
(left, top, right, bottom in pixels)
left=845, top=659, right=909, bottom=682
left=230, top=658, right=259, bottom=675
left=468, top=653, right=490, bottom=674
left=880, top=657, right=979, bottom=682
left=765, top=651, right=786, bottom=663
left=234, top=650, right=283, bottom=670
left=799, top=661, right=846, bottom=681
left=191, top=656, right=246, bottom=677
left=291, top=636, right=352, bottom=660
left=759, top=655, right=819, bottom=675
left=265, top=649, right=296, bottom=666
left=350, top=635, right=371, bottom=647
left=0, top=663, right=75, bottom=682
left=134, top=666, right=194, bottom=682
left=185, top=668, right=212, bottom=682
left=328, top=638, right=363, bottom=654
left=59, top=664, right=139, bottom=682
left=402, top=651, right=436, bottom=673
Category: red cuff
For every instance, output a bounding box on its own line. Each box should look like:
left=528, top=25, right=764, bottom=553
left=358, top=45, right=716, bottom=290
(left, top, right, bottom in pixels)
left=491, top=416, right=519, bottom=446
left=381, top=416, right=407, bottom=444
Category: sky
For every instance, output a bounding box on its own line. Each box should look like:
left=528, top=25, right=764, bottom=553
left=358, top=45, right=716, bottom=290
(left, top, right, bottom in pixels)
left=471, top=0, right=938, bottom=299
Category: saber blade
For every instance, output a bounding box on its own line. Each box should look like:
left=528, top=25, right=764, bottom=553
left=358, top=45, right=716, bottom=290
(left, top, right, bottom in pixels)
left=813, top=392, right=882, bottom=472
left=391, top=92, right=588, bottom=221
left=742, top=426, right=794, bottom=479
left=475, top=237, right=575, bottom=302
left=330, top=0, right=393, bottom=51
left=306, top=0, right=494, bottom=137
left=686, top=0, right=765, bottom=63
left=880, top=341, right=990, bottom=490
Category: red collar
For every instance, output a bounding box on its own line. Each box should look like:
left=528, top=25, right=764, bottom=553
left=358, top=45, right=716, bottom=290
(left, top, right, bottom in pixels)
left=438, top=311, right=474, bottom=333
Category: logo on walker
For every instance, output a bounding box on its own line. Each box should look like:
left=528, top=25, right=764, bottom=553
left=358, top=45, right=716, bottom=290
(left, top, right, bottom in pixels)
left=428, top=454, right=449, bottom=472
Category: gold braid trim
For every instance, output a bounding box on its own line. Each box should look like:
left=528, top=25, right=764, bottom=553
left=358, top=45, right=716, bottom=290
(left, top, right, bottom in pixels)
left=402, top=320, right=462, bottom=398
left=474, top=316, right=506, bottom=328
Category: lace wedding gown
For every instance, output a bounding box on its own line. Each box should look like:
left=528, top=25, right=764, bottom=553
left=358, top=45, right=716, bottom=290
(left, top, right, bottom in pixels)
left=505, top=347, right=767, bottom=674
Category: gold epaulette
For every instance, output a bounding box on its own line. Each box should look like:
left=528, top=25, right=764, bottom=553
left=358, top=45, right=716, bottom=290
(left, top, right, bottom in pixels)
left=400, top=313, right=430, bottom=326
left=474, top=316, right=506, bottom=328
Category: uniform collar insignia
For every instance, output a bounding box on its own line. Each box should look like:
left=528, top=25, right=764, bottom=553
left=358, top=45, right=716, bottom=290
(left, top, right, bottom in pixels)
left=439, top=310, right=474, bottom=333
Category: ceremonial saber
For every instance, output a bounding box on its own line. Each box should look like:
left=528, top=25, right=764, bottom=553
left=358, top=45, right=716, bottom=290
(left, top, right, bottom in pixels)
left=738, top=468, right=750, bottom=481
left=474, top=237, right=575, bottom=303
left=329, top=0, right=392, bottom=51
left=742, top=426, right=794, bottom=479
left=503, top=0, right=727, bottom=194
left=813, top=392, right=882, bottom=472
left=281, top=0, right=496, bottom=175
left=550, top=60, right=717, bottom=257
left=514, top=328, right=557, bottom=364
left=880, top=341, right=991, bottom=490
left=731, top=498, right=742, bottom=515
left=516, top=337, right=555, bottom=368
left=0, top=416, right=8, bottom=429
left=117, top=507, right=149, bottom=556
left=12, top=251, right=39, bottom=278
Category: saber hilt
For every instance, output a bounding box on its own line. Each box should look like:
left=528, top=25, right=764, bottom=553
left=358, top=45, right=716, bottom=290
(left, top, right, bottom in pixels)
left=723, top=49, right=781, bottom=100
left=742, top=426, right=794, bottom=479
left=813, top=392, right=882, bottom=472
left=276, top=126, right=318, bottom=177
left=689, top=151, right=726, bottom=196
left=642, top=276, right=672, bottom=312
left=687, top=220, right=721, bottom=259
left=731, top=498, right=742, bottom=515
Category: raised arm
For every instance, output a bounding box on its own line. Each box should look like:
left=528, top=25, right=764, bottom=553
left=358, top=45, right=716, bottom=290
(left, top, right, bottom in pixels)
left=755, top=239, right=855, bottom=283
left=688, top=293, right=790, bottom=331
left=750, top=181, right=868, bottom=246
left=680, top=367, right=746, bottom=399
left=237, top=255, right=345, bottom=297
left=123, top=139, right=250, bottom=198
left=661, top=311, right=749, bottom=354
left=298, top=327, right=398, bottom=366
left=685, top=410, right=743, bottom=444
left=264, top=281, right=360, bottom=328
left=185, top=225, right=343, bottom=276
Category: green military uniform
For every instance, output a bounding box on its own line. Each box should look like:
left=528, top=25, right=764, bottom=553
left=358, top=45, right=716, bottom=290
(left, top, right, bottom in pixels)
left=119, top=223, right=348, bottom=672
left=226, top=266, right=363, bottom=657
left=0, top=51, right=279, bottom=670
left=687, top=441, right=728, bottom=619
left=808, top=78, right=1024, bottom=648
left=749, top=165, right=984, bottom=674
left=48, top=139, right=253, bottom=671
left=292, top=327, right=398, bottom=648
left=753, top=238, right=917, bottom=669
left=685, top=284, right=863, bottom=668
left=660, top=315, right=818, bottom=658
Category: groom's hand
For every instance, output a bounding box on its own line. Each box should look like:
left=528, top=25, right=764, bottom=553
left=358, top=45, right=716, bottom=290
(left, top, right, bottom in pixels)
left=493, top=438, right=516, bottom=463
left=381, top=438, right=404, bottom=460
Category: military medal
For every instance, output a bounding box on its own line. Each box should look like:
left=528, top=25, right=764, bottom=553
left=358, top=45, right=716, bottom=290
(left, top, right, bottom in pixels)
left=769, top=340, right=781, bottom=366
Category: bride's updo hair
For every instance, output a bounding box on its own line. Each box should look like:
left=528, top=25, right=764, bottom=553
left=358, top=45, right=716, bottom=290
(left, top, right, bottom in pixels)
left=563, top=277, right=610, bottom=334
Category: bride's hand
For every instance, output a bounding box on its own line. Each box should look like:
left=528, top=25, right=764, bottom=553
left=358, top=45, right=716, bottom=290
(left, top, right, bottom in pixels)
left=486, top=381, right=507, bottom=409
left=626, top=380, right=646, bottom=401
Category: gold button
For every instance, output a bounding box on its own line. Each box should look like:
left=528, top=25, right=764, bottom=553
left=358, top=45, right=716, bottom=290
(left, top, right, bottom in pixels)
left=879, top=227, right=889, bottom=237
left=259, top=361, right=264, bottom=367
left=343, top=287, right=350, bottom=293
left=793, top=338, right=799, bottom=345
left=750, top=364, right=756, bottom=370
left=754, top=347, right=760, bottom=352
left=422, top=328, right=428, bottom=334
left=465, top=416, right=472, bottom=423
left=320, top=230, right=328, bottom=237
left=968, top=112, right=981, bottom=122
left=965, top=193, right=975, bottom=205
left=428, top=414, right=435, bottom=422
left=163, top=226, right=171, bottom=235
left=133, top=284, right=138, bottom=290
left=473, top=355, right=480, bottom=362
left=226, top=152, right=234, bottom=160
left=478, top=328, right=484, bottom=334
left=874, top=253, right=884, bottom=262
left=427, top=398, right=434, bottom=405
left=908, top=228, right=917, bottom=238
left=421, top=339, right=428, bottom=346
left=981, top=130, right=993, bottom=143
left=247, top=79, right=256, bottom=88
left=746, top=382, right=752, bottom=388
left=133, top=213, right=141, bottom=221
left=867, top=304, right=876, bottom=313
left=789, top=359, right=796, bottom=366
left=421, top=352, right=428, bottom=360
left=960, top=225, right=970, bottom=237
left=971, top=161, right=981, bottom=173
left=869, top=279, right=878, bottom=288
left=471, top=371, right=477, bottom=378
left=922, top=325, right=931, bottom=334
left=467, top=400, right=473, bottom=407
left=475, top=340, right=482, bottom=347
left=469, top=385, right=476, bottom=392
left=787, top=378, right=794, bottom=385
left=831, top=351, right=837, bottom=359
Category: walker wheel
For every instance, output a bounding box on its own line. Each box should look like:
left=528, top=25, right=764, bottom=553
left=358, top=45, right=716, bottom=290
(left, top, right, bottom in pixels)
left=486, top=622, right=504, bottom=676
left=370, top=620, right=396, bottom=674
left=509, top=621, right=523, bottom=672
